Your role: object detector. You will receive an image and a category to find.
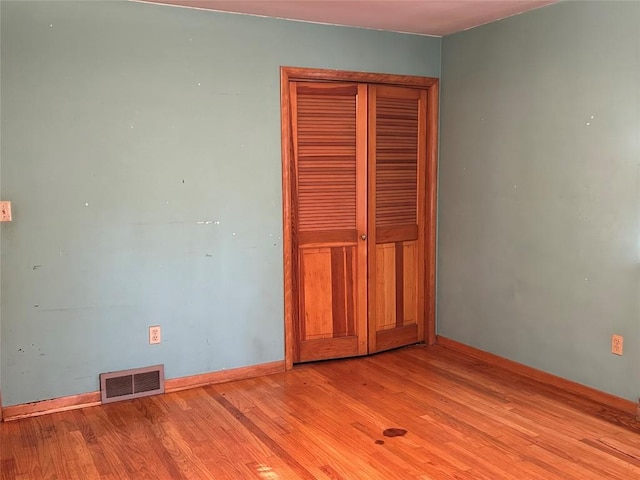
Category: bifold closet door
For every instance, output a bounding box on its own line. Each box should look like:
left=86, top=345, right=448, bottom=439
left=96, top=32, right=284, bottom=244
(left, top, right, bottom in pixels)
left=290, top=82, right=368, bottom=363
left=368, top=85, right=427, bottom=354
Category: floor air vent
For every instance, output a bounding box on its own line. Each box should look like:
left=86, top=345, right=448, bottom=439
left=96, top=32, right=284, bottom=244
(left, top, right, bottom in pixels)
left=100, top=365, right=164, bottom=404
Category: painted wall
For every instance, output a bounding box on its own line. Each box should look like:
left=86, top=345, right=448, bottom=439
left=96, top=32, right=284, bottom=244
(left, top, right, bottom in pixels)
left=439, top=1, right=639, bottom=400
left=0, top=0, right=440, bottom=406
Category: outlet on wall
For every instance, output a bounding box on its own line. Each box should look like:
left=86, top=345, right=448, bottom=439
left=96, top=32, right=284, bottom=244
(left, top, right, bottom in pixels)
left=0, top=201, right=12, bottom=222
left=149, top=325, right=161, bottom=345
left=611, top=334, right=623, bottom=356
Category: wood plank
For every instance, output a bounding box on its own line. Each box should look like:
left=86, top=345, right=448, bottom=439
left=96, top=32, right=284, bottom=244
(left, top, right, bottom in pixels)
left=298, top=229, right=357, bottom=245
left=295, top=83, right=359, bottom=95
left=403, top=241, right=418, bottom=325
left=394, top=242, right=404, bottom=328
left=300, top=248, right=333, bottom=339
left=355, top=83, right=369, bottom=357
left=345, top=247, right=356, bottom=337
left=375, top=324, right=418, bottom=351
left=331, top=247, right=347, bottom=337
left=281, top=68, right=295, bottom=370
left=282, top=66, right=438, bottom=88
left=376, top=224, right=418, bottom=243
left=416, top=87, right=428, bottom=344
left=208, top=391, right=317, bottom=480
left=424, top=81, right=438, bottom=345
left=298, top=337, right=359, bottom=363
left=367, top=83, right=379, bottom=354
left=374, top=85, right=423, bottom=100
left=375, top=243, right=396, bottom=331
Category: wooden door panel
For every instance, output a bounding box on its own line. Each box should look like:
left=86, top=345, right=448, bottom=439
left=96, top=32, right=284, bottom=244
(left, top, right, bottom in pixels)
left=292, top=81, right=368, bottom=363
left=401, top=241, right=418, bottom=326
left=298, top=246, right=360, bottom=362
left=299, top=246, right=357, bottom=339
left=369, top=85, right=427, bottom=354
left=374, top=243, right=396, bottom=331
left=376, top=324, right=419, bottom=352
left=374, top=241, right=418, bottom=332
left=298, top=337, right=360, bottom=363
left=300, top=248, right=334, bottom=340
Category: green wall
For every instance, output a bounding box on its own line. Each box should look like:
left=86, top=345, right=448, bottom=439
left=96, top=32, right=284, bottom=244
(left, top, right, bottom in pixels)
left=439, top=0, right=639, bottom=400
left=5, top=0, right=636, bottom=409
left=0, top=0, right=440, bottom=406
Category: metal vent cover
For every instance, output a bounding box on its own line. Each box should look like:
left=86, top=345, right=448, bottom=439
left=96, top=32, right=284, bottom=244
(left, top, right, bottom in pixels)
left=100, top=364, right=164, bottom=404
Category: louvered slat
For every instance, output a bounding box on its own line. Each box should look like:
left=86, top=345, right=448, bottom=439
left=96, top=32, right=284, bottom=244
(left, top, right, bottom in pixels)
left=375, top=96, right=419, bottom=228
left=296, top=86, right=358, bottom=232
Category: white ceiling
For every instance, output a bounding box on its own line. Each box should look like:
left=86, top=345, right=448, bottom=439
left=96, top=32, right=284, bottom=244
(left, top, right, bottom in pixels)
left=138, top=0, right=557, bottom=36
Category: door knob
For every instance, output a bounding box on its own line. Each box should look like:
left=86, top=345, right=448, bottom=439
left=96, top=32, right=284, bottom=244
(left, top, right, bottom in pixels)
left=361, top=234, right=367, bottom=241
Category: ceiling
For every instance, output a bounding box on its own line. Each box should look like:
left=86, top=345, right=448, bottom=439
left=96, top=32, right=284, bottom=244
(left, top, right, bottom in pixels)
left=138, top=0, right=557, bottom=36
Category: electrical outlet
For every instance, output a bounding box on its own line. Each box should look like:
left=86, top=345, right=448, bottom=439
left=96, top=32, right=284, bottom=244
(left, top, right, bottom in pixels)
left=0, top=201, right=12, bottom=222
left=611, top=334, right=623, bottom=356
left=149, top=325, right=161, bottom=345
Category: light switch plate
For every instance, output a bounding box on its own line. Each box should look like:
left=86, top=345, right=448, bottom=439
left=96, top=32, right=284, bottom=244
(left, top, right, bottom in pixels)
left=0, top=201, right=12, bottom=222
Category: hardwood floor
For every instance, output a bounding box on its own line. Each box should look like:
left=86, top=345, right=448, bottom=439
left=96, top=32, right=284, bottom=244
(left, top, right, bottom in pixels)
left=1, top=345, right=639, bottom=479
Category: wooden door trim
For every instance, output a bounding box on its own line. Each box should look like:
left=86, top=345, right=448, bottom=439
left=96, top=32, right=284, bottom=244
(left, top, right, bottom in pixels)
left=366, top=83, right=378, bottom=354
left=281, top=67, right=439, bottom=370
left=425, top=82, right=439, bottom=346
left=416, top=88, right=429, bottom=345
left=281, top=68, right=296, bottom=370
left=282, top=67, right=438, bottom=88
left=355, top=84, right=370, bottom=358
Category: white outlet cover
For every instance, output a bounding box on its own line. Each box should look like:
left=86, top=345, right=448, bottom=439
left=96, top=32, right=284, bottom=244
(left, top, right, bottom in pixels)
left=149, top=326, right=161, bottom=344
left=0, top=201, right=12, bottom=222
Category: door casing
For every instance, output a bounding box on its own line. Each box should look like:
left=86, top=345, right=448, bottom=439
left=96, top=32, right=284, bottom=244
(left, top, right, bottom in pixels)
left=280, top=67, right=439, bottom=370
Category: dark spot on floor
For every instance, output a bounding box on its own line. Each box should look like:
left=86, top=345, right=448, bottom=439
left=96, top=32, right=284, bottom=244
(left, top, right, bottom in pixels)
left=383, top=428, right=407, bottom=437
left=375, top=440, right=385, bottom=445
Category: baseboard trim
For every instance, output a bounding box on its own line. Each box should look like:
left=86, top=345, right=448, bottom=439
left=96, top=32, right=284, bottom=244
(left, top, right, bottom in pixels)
left=437, top=336, right=638, bottom=416
left=164, top=360, right=285, bottom=393
left=2, top=360, right=286, bottom=422
left=2, top=392, right=102, bottom=422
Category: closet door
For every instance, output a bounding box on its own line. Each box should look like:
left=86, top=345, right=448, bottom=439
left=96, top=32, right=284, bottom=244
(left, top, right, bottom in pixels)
left=368, top=85, right=427, bottom=353
left=291, top=82, right=368, bottom=362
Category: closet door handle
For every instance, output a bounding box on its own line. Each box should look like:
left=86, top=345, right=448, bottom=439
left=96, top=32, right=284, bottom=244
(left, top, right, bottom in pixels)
left=360, top=234, right=367, bottom=241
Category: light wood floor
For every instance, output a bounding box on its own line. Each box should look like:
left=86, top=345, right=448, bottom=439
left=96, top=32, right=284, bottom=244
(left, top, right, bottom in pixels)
left=1, top=345, right=639, bottom=479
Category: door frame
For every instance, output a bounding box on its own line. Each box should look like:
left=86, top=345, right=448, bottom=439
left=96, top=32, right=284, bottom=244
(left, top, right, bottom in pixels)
left=280, top=67, right=439, bottom=370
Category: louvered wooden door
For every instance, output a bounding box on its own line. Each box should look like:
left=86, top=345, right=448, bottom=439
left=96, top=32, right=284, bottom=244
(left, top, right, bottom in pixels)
left=290, top=82, right=368, bottom=363
left=288, top=79, right=429, bottom=363
left=368, top=85, right=427, bottom=354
